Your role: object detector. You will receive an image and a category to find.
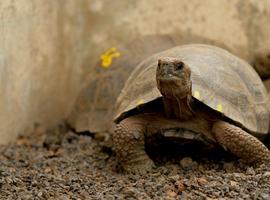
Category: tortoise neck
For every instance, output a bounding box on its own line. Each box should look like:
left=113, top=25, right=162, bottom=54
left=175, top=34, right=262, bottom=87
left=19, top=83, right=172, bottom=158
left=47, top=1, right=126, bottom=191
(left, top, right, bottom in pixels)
left=163, top=94, right=194, bottom=120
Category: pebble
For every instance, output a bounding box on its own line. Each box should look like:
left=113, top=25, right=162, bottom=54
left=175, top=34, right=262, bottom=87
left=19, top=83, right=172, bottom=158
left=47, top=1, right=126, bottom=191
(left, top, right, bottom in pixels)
left=230, top=180, right=238, bottom=187
left=232, top=173, right=244, bottom=178
left=197, top=177, right=208, bottom=185
left=263, top=171, right=270, bottom=177
left=180, top=157, right=198, bottom=170
left=246, top=167, right=255, bottom=175
left=260, top=192, right=270, bottom=200
left=37, top=192, right=43, bottom=197
left=168, top=175, right=180, bottom=182
left=165, top=189, right=177, bottom=198
left=123, top=186, right=137, bottom=197
left=176, top=180, right=186, bottom=192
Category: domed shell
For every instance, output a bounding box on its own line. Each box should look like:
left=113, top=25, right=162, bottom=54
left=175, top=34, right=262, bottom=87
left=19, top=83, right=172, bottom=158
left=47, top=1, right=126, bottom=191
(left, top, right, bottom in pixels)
left=114, top=44, right=270, bottom=135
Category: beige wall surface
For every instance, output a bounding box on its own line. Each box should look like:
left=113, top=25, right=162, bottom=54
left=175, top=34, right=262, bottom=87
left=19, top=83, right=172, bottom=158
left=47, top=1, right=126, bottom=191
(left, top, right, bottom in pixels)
left=0, top=0, right=270, bottom=144
left=0, top=1, right=88, bottom=143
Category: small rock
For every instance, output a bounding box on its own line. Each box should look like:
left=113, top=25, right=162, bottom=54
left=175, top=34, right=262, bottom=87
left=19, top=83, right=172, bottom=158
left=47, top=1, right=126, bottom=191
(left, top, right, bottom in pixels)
left=197, top=177, right=208, bottom=185
left=232, top=173, right=243, bottom=178
left=179, top=191, right=189, bottom=199
left=246, top=167, right=255, bottom=175
left=44, top=167, right=52, bottom=173
left=165, top=189, right=177, bottom=198
left=37, top=192, right=43, bottom=197
left=79, top=190, right=89, bottom=198
left=230, top=181, right=238, bottom=187
left=180, top=157, right=197, bottom=170
left=169, top=175, right=180, bottom=182
left=263, top=171, right=270, bottom=177
left=260, top=193, right=270, bottom=200
left=123, top=187, right=137, bottom=197
left=242, top=194, right=251, bottom=199
left=164, top=184, right=177, bottom=198
left=59, top=195, right=71, bottom=200
left=176, top=180, right=186, bottom=192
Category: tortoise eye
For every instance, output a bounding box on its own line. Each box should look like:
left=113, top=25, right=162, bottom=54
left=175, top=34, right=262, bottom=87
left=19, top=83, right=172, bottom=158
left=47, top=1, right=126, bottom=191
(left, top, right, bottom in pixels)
left=175, top=62, right=184, bottom=70
left=157, top=60, right=162, bottom=68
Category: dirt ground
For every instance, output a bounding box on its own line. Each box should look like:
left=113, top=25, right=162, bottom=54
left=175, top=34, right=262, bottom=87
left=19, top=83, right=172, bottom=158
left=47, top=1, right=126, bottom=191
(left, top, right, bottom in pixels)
left=0, top=123, right=270, bottom=200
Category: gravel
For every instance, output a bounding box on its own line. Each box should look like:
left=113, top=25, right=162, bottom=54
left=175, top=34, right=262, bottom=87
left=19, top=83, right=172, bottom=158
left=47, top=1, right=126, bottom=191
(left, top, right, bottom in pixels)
left=0, top=123, right=269, bottom=199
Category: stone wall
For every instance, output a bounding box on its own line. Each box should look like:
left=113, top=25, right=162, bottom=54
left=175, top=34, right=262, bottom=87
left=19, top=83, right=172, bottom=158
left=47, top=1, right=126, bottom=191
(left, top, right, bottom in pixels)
left=1, top=0, right=270, bottom=144
left=0, top=1, right=88, bottom=143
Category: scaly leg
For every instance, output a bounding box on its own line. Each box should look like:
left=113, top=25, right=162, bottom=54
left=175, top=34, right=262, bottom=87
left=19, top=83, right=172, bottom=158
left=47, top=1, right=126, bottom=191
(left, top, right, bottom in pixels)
left=112, top=116, right=155, bottom=174
left=212, top=121, right=270, bottom=164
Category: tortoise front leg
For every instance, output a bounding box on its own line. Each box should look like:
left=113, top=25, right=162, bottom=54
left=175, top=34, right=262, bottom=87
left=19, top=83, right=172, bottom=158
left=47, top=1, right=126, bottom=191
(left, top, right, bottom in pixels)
left=112, top=116, right=155, bottom=174
left=212, top=121, right=270, bottom=164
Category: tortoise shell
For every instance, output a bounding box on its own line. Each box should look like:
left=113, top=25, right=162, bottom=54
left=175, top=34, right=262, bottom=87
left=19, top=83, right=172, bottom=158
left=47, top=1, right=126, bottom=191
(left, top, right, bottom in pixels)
left=114, top=44, right=270, bottom=135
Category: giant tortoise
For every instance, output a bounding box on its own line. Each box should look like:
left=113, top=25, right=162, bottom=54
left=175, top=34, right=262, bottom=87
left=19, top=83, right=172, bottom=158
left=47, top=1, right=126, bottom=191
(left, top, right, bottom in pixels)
left=112, top=44, right=270, bottom=173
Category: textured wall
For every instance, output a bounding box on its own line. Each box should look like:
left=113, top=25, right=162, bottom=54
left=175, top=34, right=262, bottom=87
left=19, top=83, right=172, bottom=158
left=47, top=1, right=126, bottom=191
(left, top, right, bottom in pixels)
left=0, top=1, right=89, bottom=143
left=0, top=0, right=270, bottom=144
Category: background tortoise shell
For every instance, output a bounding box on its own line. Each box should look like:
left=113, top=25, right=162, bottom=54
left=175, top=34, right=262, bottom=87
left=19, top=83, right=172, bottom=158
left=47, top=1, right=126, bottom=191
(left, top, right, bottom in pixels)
left=114, top=44, right=270, bottom=136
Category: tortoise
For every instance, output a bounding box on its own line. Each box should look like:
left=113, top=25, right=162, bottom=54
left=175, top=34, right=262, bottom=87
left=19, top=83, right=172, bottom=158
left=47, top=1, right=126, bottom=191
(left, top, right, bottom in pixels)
left=112, top=44, right=270, bottom=174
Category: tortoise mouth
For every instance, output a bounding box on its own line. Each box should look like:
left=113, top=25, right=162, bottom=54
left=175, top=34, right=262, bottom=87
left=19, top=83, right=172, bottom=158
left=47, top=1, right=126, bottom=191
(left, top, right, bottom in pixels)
left=158, top=76, right=180, bottom=83
left=157, top=78, right=191, bottom=99
left=158, top=75, right=190, bottom=89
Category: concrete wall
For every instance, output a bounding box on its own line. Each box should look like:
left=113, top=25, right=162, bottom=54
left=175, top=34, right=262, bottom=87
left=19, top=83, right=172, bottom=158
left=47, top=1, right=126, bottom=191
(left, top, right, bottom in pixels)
left=0, top=1, right=88, bottom=143
left=1, top=0, right=270, bottom=144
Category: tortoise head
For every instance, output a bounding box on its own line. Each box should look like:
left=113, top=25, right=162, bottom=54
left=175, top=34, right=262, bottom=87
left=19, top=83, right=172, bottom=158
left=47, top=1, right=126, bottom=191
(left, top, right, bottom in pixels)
left=156, top=57, right=192, bottom=99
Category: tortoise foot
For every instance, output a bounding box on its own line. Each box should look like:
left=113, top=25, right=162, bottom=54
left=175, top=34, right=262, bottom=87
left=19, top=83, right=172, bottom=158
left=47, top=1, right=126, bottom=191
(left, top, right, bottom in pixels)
left=122, top=159, right=155, bottom=175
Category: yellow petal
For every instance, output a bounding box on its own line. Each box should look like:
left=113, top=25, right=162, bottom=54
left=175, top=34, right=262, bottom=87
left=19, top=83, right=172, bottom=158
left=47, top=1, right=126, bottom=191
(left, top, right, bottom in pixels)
left=216, top=104, right=223, bottom=112
left=194, top=91, right=200, bottom=99
left=137, top=99, right=144, bottom=106
left=100, top=47, right=121, bottom=68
